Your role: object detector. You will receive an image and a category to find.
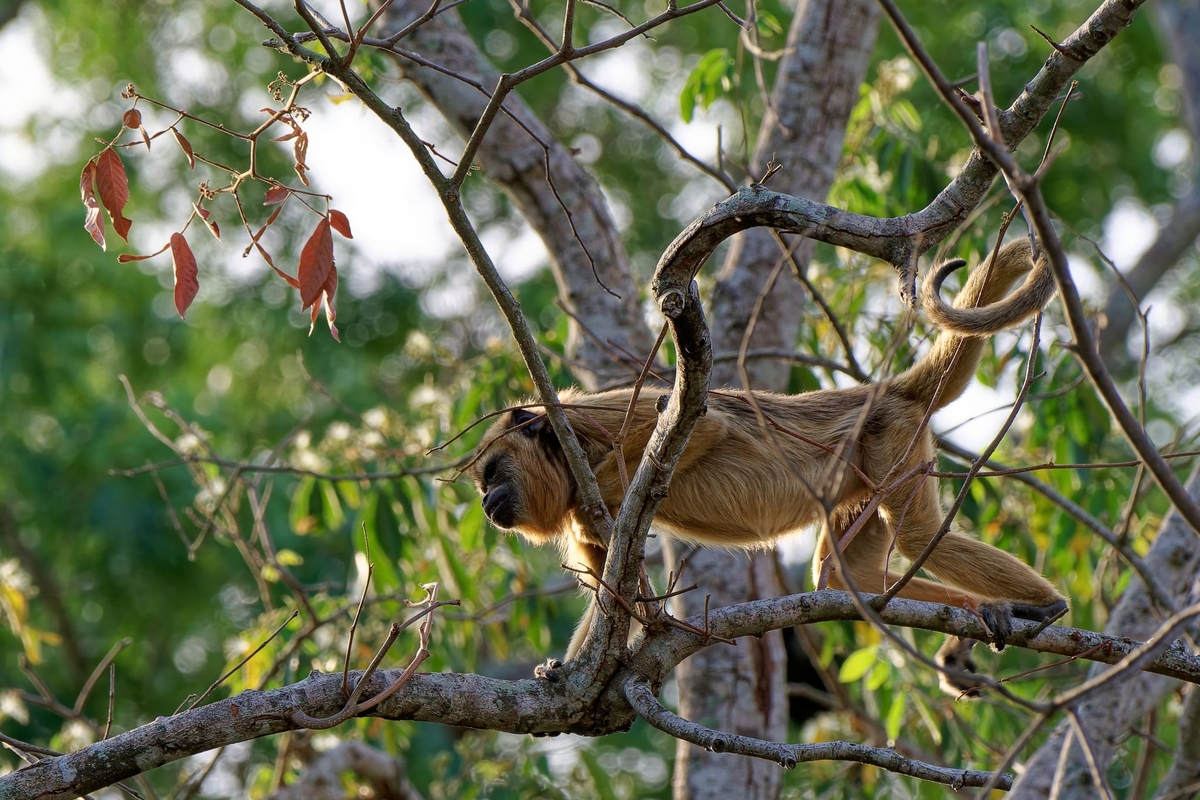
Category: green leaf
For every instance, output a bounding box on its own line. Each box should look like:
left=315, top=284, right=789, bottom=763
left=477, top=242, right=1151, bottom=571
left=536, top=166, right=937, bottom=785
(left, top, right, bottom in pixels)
left=758, top=11, right=784, bottom=36
left=866, top=660, right=890, bottom=691
left=885, top=691, right=906, bottom=741
left=838, top=645, right=879, bottom=683
left=275, top=548, right=303, bottom=566
left=320, top=480, right=344, bottom=530
left=289, top=476, right=316, bottom=535
left=679, top=49, right=733, bottom=123
left=889, top=99, right=922, bottom=132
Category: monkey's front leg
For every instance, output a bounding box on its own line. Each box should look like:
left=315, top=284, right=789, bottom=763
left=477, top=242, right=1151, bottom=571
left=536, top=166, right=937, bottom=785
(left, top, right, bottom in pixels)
left=535, top=533, right=609, bottom=682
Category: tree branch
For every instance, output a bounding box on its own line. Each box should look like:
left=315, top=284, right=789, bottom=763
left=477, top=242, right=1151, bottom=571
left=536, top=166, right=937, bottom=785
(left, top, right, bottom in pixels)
left=12, top=591, right=1200, bottom=799
left=624, top=678, right=1012, bottom=789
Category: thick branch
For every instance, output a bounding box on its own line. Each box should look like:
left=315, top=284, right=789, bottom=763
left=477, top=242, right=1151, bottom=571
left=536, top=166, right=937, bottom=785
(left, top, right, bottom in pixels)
left=8, top=592, right=1200, bottom=799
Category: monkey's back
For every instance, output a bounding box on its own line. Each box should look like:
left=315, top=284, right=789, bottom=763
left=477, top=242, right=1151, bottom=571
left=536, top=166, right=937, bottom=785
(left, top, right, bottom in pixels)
left=564, top=387, right=875, bottom=548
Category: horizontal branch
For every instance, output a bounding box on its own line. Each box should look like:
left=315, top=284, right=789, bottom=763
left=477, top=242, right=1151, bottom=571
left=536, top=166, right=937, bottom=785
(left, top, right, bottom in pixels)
left=630, top=591, right=1200, bottom=689
left=625, top=679, right=1012, bottom=789
left=9, top=591, right=1200, bottom=799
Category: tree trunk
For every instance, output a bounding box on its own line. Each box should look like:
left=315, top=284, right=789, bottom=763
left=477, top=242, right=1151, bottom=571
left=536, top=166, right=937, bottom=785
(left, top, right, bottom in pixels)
left=1011, top=463, right=1200, bottom=798
left=1098, top=0, right=1200, bottom=366
left=669, top=2, right=880, bottom=798
left=378, top=0, right=652, bottom=391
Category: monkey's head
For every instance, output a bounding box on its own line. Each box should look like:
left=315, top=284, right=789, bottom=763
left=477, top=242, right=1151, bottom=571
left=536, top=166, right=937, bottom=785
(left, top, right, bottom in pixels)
left=469, top=408, right=576, bottom=544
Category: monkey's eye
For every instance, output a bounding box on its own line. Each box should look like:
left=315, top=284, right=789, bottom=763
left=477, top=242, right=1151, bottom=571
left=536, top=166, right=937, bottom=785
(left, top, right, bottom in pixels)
left=481, top=458, right=499, bottom=489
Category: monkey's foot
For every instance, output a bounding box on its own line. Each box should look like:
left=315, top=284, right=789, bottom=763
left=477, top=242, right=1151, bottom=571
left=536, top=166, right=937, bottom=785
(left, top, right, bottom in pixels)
left=534, top=658, right=564, bottom=682
left=977, top=603, right=1015, bottom=650
left=979, top=598, right=1067, bottom=651
left=935, top=636, right=984, bottom=698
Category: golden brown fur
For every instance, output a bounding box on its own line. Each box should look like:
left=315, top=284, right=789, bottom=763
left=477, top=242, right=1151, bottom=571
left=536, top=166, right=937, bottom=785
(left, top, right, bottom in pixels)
left=470, top=240, right=1066, bottom=684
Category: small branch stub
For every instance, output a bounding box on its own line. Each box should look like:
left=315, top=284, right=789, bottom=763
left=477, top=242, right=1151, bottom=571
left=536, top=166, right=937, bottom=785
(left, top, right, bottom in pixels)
left=659, top=288, right=686, bottom=318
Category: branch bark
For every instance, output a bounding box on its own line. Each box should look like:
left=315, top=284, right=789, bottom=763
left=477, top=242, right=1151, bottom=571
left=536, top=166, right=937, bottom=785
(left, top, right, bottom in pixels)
left=10, top=591, right=1200, bottom=800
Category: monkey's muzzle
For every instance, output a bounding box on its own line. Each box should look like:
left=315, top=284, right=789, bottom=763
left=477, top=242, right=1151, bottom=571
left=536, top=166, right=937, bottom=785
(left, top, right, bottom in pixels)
left=482, top=485, right=517, bottom=529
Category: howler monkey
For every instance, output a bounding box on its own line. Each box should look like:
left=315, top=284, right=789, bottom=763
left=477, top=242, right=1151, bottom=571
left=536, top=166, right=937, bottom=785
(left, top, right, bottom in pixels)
left=470, top=239, right=1067, bottom=691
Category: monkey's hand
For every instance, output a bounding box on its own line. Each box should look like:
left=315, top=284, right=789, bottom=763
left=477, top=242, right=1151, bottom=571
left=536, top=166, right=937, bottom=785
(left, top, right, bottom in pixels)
left=530, top=659, right=566, bottom=737
left=534, top=658, right=564, bottom=682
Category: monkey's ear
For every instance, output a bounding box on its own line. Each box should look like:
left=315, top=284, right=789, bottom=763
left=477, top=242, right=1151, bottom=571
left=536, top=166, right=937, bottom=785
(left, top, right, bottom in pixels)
left=509, top=408, right=548, bottom=436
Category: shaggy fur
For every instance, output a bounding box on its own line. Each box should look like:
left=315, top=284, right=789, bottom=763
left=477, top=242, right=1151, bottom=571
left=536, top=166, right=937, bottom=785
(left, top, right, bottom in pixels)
left=471, top=240, right=1067, bottom=684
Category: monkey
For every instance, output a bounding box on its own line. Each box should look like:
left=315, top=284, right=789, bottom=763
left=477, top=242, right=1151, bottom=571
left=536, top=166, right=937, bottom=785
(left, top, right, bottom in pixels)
left=470, top=239, right=1067, bottom=693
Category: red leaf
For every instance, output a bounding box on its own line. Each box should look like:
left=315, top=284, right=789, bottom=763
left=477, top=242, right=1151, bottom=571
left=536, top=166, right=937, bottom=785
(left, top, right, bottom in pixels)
left=251, top=204, right=284, bottom=244
left=297, top=218, right=333, bottom=310
left=193, top=204, right=221, bottom=241
left=122, top=108, right=142, bottom=129
left=95, top=148, right=132, bottom=241
left=170, top=232, right=199, bottom=318
left=293, top=131, right=309, bottom=186
left=117, top=242, right=170, bottom=263
left=323, top=268, right=339, bottom=341
left=263, top=184, right=289, bottom=205
left=80, top=159, right=106, bottom=250
left=328, top=209, right=353, bottom=239
left=171, top=127, right=195, bottom=169
left=263, top=249, right=303, bottom=290
left=308, top=267, right=339, bottom=341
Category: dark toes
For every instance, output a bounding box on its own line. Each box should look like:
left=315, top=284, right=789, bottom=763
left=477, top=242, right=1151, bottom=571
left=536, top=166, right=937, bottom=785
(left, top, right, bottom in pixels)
left=534, top=658, right=564, bottom=682
left=978, top=603, right=1014, bottom=650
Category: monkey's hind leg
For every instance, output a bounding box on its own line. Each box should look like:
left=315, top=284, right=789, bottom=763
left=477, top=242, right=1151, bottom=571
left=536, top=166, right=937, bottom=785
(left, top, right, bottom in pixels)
left=886, top=480, right=1067, bottom=648
left=818, top=510, right=993, bottom=697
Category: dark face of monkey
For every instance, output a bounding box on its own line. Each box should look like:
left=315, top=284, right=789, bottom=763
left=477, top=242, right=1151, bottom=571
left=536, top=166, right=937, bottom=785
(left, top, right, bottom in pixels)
left=470, top=409, right=575, bottom=544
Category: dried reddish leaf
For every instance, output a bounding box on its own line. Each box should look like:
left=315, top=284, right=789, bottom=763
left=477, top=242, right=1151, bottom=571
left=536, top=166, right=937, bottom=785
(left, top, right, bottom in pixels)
left=251, top=204, right=284, bottom=243
left=297, top=218, right=333, bottom=310
left=139, top=126, right=151, bottom=151
left=323, top=268, right=339, bottom=341
left=117, top=242, right=170, bottom=263
left=328, top=209, right=353, bottom=239
left=171, top=127, right=195, bottom=169
left=170, top=232, right=199, bottom=318
left=261, top=246, right=303, bottom=290
left=309, top=267, right=339, bottom=341
left=263, top=184, right=290, bottom=205
left=293, top=131, right=309, bottom=186
left=193, top=204, right=221, bottom=241
left=95, top=148, right=132, bottom=241
left=122, top=108, right=142, bottom=129
left=80, top=159, right=106, bottom=250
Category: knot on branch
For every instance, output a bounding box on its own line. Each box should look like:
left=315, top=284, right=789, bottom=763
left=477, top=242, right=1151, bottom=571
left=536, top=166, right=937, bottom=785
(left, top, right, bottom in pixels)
left=659, top=289, right=686, bottom=318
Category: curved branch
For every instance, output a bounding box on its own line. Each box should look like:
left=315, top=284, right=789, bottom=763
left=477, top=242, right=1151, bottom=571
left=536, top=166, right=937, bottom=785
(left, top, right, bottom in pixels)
left=624, top=678, right=1012, bottom=789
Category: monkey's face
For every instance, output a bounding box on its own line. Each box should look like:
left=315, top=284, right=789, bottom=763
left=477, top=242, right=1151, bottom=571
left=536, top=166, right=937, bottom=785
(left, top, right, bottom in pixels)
left=469, top=408, right=575, bottom=544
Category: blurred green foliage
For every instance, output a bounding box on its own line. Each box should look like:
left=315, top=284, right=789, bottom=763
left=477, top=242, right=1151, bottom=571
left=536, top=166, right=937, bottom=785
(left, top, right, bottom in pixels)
left=0, top=0, right=1194, bottom=797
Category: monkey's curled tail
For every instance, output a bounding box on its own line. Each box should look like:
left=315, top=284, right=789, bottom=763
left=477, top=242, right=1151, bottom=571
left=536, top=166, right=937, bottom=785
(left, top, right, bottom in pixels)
left=890, top=239, right=1057, bottom=411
